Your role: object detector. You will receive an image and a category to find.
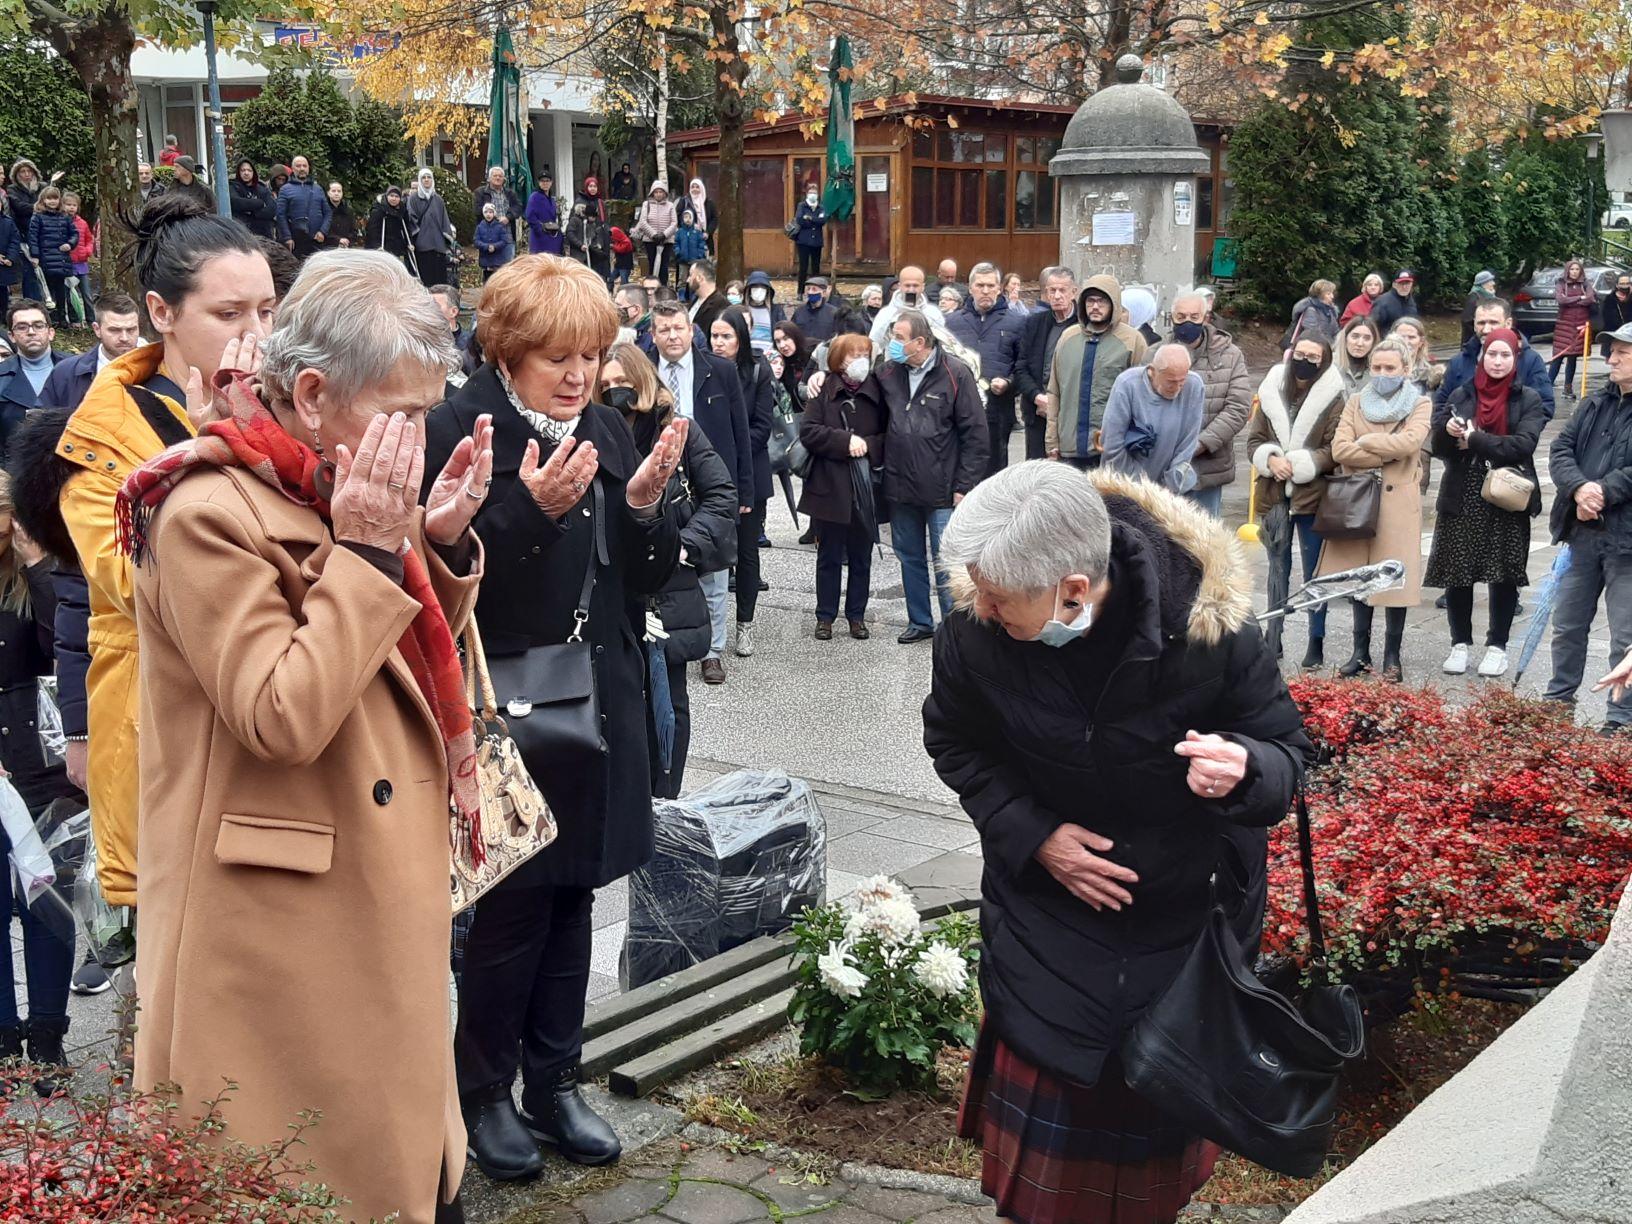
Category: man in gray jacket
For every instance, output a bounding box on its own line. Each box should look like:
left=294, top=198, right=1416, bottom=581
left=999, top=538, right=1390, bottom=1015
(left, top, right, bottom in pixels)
left=1169, top=290, right=1251, bottom=517
left=1100, top=345, right=1204, bottom=493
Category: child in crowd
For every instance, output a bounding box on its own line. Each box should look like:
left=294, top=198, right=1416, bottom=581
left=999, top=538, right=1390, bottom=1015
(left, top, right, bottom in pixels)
left=474, top=201, right=513, bottom=282
left=674, top=207, right=708, bottom=300
left=62, top=191, right=96, bottom=324
left=610, top=225, right=635, bottom=286
left=26, top=186, right=76, bottom=325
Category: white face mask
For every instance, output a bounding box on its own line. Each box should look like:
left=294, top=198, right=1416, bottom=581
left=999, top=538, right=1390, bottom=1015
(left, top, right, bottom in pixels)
left=844, top=357, right=871, bottom=383
left=1031, top=582, right=1092, bottom=647
left=806, top=193, right=819, bottom=205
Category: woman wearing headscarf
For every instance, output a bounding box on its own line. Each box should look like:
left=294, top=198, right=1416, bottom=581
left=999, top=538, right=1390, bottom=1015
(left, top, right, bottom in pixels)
left=123, top=249, right=496, bottom=1224
left=687, top=178, right=717, bottom=256
left=1550, top=258, right=1598, bottom=402
left=1120, top=284, right=1162, bottom=347
left=574, top=176, right=612, bottom=286
left=799, top=333, right=885, bottom=640
left=1318, top=337, right=1433, bottom=682
left=1334, top=315, right=1379, bottom=397
left=366, top=185, right=418, bottom=275
left=427, top=254, right=685, bottom=1181
left=1338, top=272, right=1384, bottom=327
left=1426, top=327, right=1544, bottom=679
left=599, top=342, right=736, bottom=799
left=1247, top=335, right=1345, bottom=669
left=926, top=461, right=1310, bottom=1224
left=407, top=167, right=456, bottom=288
left=525, top=170, right=564, bottom=255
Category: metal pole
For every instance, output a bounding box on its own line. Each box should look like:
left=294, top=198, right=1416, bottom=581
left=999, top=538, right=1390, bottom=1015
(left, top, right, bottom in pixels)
left=200, top=0, right=230, bottom=218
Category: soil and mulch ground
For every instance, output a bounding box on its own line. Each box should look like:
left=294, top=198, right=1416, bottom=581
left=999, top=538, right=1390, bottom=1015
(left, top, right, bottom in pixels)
left=670, top=994, right=1527, bottom=1208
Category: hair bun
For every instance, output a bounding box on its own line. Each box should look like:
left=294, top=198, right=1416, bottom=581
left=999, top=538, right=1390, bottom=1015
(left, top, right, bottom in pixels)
left=130, top=191, right=212, bottom=243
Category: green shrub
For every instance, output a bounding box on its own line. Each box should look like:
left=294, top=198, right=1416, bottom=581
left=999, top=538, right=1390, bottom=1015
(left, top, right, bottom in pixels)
left=432, top=167, right=476, bottom=244
left=0, top=35, right=96, bottom=219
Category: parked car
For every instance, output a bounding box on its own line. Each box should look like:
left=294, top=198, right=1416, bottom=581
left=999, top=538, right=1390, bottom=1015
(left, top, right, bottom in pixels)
left=1604, top=202, right=1632, bottom=229
left=1513, top=263, right=1622, bottom=339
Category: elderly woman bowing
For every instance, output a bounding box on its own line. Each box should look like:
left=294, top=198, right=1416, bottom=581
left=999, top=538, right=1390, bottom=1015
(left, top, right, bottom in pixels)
left=123, top=250, right=496, bottom=1224
left=924, top=461, right=1311, bottom=1224
left=426, top=254, right=686, bottom=1182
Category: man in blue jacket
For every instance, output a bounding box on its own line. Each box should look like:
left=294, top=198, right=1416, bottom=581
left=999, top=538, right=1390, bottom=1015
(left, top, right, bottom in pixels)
left=946, top=262, right=1027, bottom=477
left=38, top=294, right=142, bottom=410
left=275, top=155, right=332, bottom=261
left=0, top=301, right=65, bottom=459
left=1436, top=296, right=1555, bottom=418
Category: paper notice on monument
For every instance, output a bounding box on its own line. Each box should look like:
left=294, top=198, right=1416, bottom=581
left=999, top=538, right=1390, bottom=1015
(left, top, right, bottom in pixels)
left=1088, top=211, right=1138, bottom=246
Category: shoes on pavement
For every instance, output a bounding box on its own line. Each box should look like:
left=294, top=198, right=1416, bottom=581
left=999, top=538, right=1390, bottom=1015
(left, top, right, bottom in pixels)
left=520, top=1067, right=622, bottom=1167
left=1434, top=593, right=1448, bottom=611
left=735, top=622, right=755, bottom=657
left=700, top=658, right=726, bottom=684
left=1477, top=646, right=1509, bottom=678
left=1599, top=722, right=1631, bottom=738
left=897, top=625, right=935, bottom=644
left=757, top=532, right=772, bottom=548
left=1442, top=643, right=1470, bottom=675
left=849, top=619, right=870, bottom=640
left=758, top=578, right=769, bottom=591
left=1337, top=651, right=1372, bottom=678
left=1514, top=601, right=1526, bottom=618
left=462, top=1083, right=545, bottom=1181
left=798, top=527, right=818, bottom=545
left=1300, top=638, right=1324, bottom=672
left=814, top=620, right=833, bottom=641
left=70, top=958, right=111, bottom=996
left=24, top=1016, right=68, bottom=1099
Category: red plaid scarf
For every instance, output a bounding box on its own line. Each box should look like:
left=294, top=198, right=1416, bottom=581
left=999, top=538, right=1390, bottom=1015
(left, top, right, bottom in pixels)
left=117, top=371, right=484, bottom=869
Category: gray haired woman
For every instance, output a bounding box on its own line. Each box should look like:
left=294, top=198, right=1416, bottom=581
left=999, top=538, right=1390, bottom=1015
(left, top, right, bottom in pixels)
left=125, top=250, right=495, bottom=1224
left=924, top=460, right=1310, bottom=1224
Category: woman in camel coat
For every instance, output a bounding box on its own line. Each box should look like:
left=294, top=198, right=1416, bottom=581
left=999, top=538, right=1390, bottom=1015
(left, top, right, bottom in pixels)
left=1317, top=336, right=1432, bottom=683
left=128, top=253, right=496, bottom=1224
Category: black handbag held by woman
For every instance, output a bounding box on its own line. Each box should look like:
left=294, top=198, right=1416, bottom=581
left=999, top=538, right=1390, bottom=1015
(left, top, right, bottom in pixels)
left=486, top=481, right=611, bottom=822
left=1120, top=781, right=1365, bottom=1179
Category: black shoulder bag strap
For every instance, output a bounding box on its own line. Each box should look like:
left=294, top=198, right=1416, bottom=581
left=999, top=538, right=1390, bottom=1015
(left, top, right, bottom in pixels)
left=568, top=479, right=608, bottom=643
left=128, top=384, right=193, bottom=450
left=1295, top=781, right=1330, bottom=974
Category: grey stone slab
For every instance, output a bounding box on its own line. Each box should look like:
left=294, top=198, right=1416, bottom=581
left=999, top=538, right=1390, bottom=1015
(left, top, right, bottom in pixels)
left=660, top=1180, right=769, bottom=1224
left=748, top=1171, right=849, bottom=1212
left=587, top=972, right=620, bottom=1004
left=787, top=1208, right=891, bottom=1224
left=578, top=1178, right=675, bottom=1224
left=678, top=1146, right=773, bottom=1185
left=591, top=921, right=626, bottom=979
left=846, top=1185, right=962, bottom=1221
left=868, top=814, right=980, bottom=853
left=825, top=869, right=864, bottom=901
left=594, top=878, right=630, bottom=931
left=822, top=807, right=885, bottom=840
left=823, top=833, right=944, bottom=878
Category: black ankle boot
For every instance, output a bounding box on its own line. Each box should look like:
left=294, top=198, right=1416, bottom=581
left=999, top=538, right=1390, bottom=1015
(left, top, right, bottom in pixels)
left=1381, top=612, right=1406, bottom=683
left=24, top=1015, right=68, bottom=1098
left=1300, top=638, right=1324, bottom=672
left=1337, top=647, right=1372, bottom=677
left=520, top=1066, right=622, bottom=1166
left=461, top=1081, right=545, bottom=1181
left=1338, top=603, right=1374, bottom=677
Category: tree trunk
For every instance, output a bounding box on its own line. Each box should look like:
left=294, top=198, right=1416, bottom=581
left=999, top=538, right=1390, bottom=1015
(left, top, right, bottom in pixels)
left=709, top=2, right=748, bottom=283
left=655, top=31, right=671, bottom=183
left=43, top=15, right=139, bottom=299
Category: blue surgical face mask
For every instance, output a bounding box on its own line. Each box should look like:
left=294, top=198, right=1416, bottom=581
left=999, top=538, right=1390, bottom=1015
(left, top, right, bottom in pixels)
left=727, top=292, right=742, bottom=305
left=1372, top=373, right=1405, bottom=396
left=887, top=338, right=908, bottom=364
left=1173, top=320, right=1205, bottom=345
left=1033, top=582, right=1093, bottom=647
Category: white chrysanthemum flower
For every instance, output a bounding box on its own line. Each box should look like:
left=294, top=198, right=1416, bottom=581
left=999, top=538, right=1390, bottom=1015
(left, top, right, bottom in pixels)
left=913, top=940, right=970, bottom=998
left=817, top=940, right=869, bottom=999
left=852, top=875, right=909, bottom=909
left=870, top=895, right=921, bottom=945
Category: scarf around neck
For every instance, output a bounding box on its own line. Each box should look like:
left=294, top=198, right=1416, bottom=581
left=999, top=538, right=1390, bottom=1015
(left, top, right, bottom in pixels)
left=115, top=371, right=484, bottom=870
left=1359, top=379, right=1418, bottom=424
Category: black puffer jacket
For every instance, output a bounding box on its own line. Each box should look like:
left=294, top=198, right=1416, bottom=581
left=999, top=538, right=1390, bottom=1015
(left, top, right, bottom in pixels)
left=923, top=472, right=1310, bottom=1087
left=875, top=349, right=987, bottom=508
left=0, top=560, right=83, bottom=813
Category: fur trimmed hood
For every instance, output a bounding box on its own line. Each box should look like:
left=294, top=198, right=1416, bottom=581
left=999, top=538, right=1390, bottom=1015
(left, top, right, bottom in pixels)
left=949, top=468, right=1253, bottom=647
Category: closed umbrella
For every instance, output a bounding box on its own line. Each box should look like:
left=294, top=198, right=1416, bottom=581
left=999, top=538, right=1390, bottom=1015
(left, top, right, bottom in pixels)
left=1260, top=500, right=1293, bottom=656
left=647, top=638, right=675, bottom=773
left=1512, top=545, right=1573, bottom=690
left=850, top=455, right=879, bottom=544
left=777, top=470, right=800, bottom=527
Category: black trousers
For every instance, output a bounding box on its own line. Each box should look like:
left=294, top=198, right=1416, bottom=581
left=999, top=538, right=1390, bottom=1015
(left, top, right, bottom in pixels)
left=643, top=241, right=669, bottom=282
left=453, top=883, right=595, bottom=1107
left=1023, top=403, right=1049, bottom=460
left=417, top=249, right=449, bottom=288
left=815, top=516, right=873, bottom=622
left=796, top=246, right=821, bottom=293
left=291, top=231, right=319, bottom=263
left=986, top=396, right=1015, bottom=477
left=1446, top=583, right=1520, bottom=648
left=735, top=499, right=767, bottom=622
left=651, top=657, right=692, bottom=801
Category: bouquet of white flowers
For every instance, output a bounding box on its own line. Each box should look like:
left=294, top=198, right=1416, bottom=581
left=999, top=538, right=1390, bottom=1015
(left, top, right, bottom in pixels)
left=789, top=875, right=980, bottom=1096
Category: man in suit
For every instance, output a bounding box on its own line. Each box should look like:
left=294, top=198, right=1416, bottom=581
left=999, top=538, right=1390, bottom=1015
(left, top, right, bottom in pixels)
left=649, top=300, right=750, bottom=685
left=686, top=258, right=729, bottom=337
left=0, top=299, right=66, bottom=460
left=39, top=293, right=143, bottom=411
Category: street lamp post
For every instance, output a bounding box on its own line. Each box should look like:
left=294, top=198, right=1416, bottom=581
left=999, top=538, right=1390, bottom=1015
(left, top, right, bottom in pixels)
left=199, top=0, right=231, bottom=218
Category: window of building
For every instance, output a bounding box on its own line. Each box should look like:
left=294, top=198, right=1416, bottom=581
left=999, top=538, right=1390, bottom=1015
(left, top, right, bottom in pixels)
left=742, top=158, right=786, bottom=229
left=163, top=85, right=196, bottom=158
left=911, top=126, right=1060, bottom=231
left=1012, top=136, right=1059, bottom=230
left=1197, top=177, right=1215, bottom=231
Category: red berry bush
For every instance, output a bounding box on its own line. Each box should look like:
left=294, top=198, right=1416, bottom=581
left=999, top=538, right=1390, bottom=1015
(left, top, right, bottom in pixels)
left=1265, top=679, right=1632, bottom=999
left=0, top=1067, right=353, bottom=1222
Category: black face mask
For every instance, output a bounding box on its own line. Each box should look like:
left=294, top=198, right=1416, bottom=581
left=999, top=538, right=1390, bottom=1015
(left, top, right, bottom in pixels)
left=1290, top=357, right=1321, bottom=382
left=603, top=386, right=639, bottom=413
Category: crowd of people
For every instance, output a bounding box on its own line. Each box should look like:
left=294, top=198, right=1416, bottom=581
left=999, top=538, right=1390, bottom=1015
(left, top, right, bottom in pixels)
left=2, top=139, right=1632, bottom=1224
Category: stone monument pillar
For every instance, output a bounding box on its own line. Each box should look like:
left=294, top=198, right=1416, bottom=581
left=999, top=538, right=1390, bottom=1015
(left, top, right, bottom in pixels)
left=1049, top=55, right=1210, bottom=318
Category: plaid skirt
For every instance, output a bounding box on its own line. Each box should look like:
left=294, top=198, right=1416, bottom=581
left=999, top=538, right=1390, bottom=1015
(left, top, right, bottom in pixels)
left=957, top=1025, right=1219, bottom=1224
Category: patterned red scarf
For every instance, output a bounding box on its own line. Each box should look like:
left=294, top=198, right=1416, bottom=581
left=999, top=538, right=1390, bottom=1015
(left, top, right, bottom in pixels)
left=116, top=371, right=484, bottom=869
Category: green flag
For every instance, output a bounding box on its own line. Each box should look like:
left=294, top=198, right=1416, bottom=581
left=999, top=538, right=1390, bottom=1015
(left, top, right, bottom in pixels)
left=823, top=37, right=855, bottom=222
left=488, top=28, right=531, bottom=201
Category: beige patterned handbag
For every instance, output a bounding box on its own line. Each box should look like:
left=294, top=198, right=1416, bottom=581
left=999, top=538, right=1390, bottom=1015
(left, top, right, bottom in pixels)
left=451, top=618, right=558, bottom=913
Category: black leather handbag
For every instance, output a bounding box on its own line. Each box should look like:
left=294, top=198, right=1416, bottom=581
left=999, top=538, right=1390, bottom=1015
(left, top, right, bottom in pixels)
left=1313, top=470, right=1381, bottom=540
left=1120, top=784, right=1365, bottom=1179
left=486, top=481, right=610, bottom=820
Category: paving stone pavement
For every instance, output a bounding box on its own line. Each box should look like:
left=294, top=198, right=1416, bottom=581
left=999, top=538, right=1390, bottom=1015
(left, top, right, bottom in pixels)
left=476, top=1137, right=1292, bottom=1224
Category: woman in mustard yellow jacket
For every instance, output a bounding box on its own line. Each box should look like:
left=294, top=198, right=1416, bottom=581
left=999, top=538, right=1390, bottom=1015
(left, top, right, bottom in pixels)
left=58, top=194, right=276, bottom=907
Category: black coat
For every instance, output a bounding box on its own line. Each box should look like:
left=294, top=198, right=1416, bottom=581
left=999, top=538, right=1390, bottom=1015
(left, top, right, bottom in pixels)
left=1549, top=383, right=1632, bottom=550
left=1369, top=289, right=1419, bottom=335
left=1602, top=290, right=1632, bottom=356
left=0, top=350, right=66, bottom=461
left=229, top=178, right=277, bottom=239
left=923, top=479, right=1311, bottom=1087
left=693, top=290, right=729, bottom=338
left=39, top=347, right=99, bottom=412
left=0, top=560, right=82, bottom=813
left=1013, top=308, right=1076, bottom=409
left=1432, top=383, right=1546, bottom=519
left=365, top=200, right=415, bottom=264
left=739, top=359, right=777, bottom=504
left=654, top=347, right=752, bottom=506
left=321, top=201, right=359, bottom=248
left=426, top=368, right=681, bottom=889
left=875, top=350, right=988, bottom=508
left=798, top=375, right=886, bottom=525
left=637, top=419, right=737, bottom=663
left=791, top=300, right=861, bottom=343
